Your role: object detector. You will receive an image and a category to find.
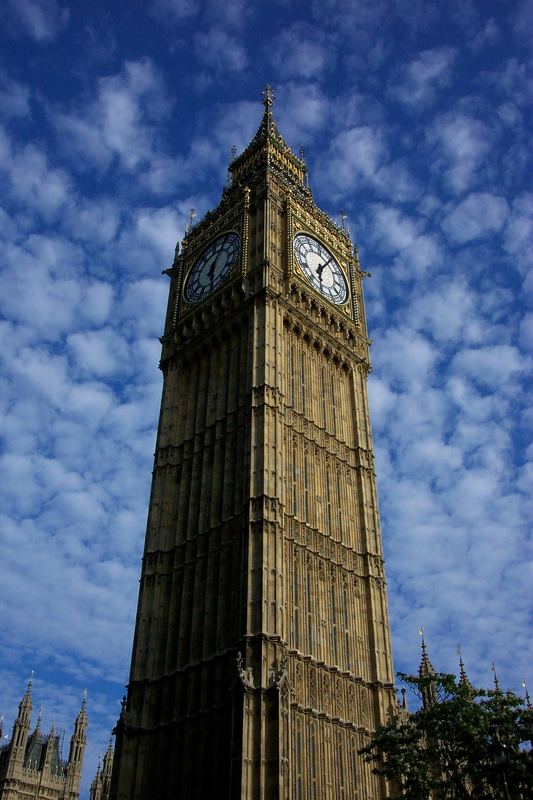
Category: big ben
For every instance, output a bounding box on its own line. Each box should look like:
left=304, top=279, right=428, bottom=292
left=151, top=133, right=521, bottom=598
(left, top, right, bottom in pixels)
left=110, top=86, right=396, bottom=800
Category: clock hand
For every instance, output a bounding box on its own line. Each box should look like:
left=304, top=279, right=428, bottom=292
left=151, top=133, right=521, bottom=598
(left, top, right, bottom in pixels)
left=316, top=255, right=333, bottom=280
left=207, top=255, right=218, bottom=281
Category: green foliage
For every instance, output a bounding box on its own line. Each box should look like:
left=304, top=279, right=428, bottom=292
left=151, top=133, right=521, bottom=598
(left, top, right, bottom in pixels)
left=360, top=673, right=533, bottom=799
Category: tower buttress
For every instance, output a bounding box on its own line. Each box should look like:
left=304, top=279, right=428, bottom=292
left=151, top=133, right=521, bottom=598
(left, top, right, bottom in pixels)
left=65, top=694, right=88, bottom=797
left=5, top=678, right=32, bottom=776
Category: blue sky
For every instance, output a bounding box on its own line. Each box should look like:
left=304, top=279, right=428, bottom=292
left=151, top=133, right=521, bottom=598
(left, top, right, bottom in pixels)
left=0, top=0, right=531, bottom=796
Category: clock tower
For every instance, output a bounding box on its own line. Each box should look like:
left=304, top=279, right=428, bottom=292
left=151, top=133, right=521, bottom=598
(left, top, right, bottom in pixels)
left=110, top=87, right=396, bottom=800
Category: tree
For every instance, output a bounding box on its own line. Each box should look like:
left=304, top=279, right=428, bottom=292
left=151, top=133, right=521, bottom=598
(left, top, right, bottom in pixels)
left=360, top=673, right=533, bottom=799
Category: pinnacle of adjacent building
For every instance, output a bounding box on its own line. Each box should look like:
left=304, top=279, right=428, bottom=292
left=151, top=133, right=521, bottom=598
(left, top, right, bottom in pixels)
left=522, top=679, right=532, bottom=709
left=418, top=629, right=436, bottom=678
left=17, top=676, right=33, bottom=722
left=491, top=661, right=502, bottom=693
left=75, top=691, right=88, bottom=730
left=457, top=645, right=473, bottom=690
left=228, top=83, right=306, bottom=186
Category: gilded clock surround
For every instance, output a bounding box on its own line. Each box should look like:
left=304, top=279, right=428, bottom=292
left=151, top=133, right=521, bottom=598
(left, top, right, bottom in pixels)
left=110, top=86, right=395, bottom=800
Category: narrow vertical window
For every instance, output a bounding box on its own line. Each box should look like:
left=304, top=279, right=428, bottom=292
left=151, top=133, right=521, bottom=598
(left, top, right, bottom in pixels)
left=310, top=722, right=317, bottom=800
left=306, top=567, right=313, bottom=652
left=325, top=469, right=332, bottom=536
left=343, top=583, right=350, bottom=670
left=295, top=718, right=303, bottom=800
left=336, top=471, right=343, bottom=540
left=292, top=444, right=297, bottom=516
left=290, top=344, right=295, bottom=407
left=303, top=450, right=309, bottom=522
left=331, top=579, right=338, bottom=666
left=301, top=351, right=306, bottom=415
left=337, top=731, right=345, bottom=798
left=330, top=374, right=337, bottom=436
left=293, top=557, right=300, bottom=650
left=321, top=366, right=327, bottom=428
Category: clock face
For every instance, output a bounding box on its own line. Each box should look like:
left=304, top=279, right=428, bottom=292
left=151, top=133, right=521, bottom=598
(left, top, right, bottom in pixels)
left=184, top=232, right=240, bottom=303
left=293, top=234, right=348, bottom=304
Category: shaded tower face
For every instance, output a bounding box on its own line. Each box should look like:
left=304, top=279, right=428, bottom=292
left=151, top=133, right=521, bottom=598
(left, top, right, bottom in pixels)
left=111, top=88, right=396, bottom=800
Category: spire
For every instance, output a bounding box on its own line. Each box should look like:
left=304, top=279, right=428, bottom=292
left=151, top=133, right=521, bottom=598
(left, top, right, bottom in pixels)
left=418, top=627, right=437, bottom=707
left=75, top=690, right=88, bottom=730
left=457, top=645, right=473, bottom=690
left=522, top=678, right=532, bottom=709
left=491, top=662, right=501, bottom=693
left=16, top=675, right=33, bottom=725
left=102, top=736, right=114, bottom=773
left=418, top=627, right=436, bottom=678
left=228, top=85, right=306, bottom=190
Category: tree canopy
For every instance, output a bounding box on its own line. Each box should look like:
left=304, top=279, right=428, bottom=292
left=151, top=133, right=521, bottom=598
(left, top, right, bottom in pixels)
left=360, top=673, right=533, bottom=799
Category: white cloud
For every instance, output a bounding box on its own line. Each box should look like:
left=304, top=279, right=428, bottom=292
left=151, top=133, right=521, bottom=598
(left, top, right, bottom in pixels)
left=54, top=58, right=173, bottom=174
left=390, top=47, right=456, bottom=108
left=67, top=329, right=131, bottom=378
left=427, top=111, right=494, bottom=194
left=276, top=82, right=331, bottom=146
left=6, top=0, right=69, bottom=42
left=151, top=0, right=199, bottom=21
left=0, top=130, right=71, bottom=220
left=502, top=193, right=533, bottom=277
left=194, top=28, right=247, bottom=72
left=441, top=192, right=510, bottom=243
left=0, top=71, right=31, bottom=118
left=269, top=24, right=333, bottom=80
left=451, top=345, right=528, bottom=390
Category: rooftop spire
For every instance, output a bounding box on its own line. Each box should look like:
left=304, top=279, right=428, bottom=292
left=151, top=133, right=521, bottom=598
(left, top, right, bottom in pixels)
left=418, top=627, right=435, bottom=677
left=262, top=83, right=275, bottom=112
left=522, top=678, right=531, bottom=709
left=491, top=662, right=501, bottom=693
left=457, top=644, right=473, bottom=690
left=418, top=627, right=437, bottom=707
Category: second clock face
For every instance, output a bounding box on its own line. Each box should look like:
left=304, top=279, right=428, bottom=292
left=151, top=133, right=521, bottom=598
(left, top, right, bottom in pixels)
left=293, top=234, right=348, bottom=304
left=184, top=232, right=240, bottom=303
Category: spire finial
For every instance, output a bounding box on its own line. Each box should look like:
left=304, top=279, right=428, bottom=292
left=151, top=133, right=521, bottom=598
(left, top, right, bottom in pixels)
left=262, top=83, right=275, bottom=112
left=457, top=644, right=473, bottom=689
left=491, top=662, right=501, bottom=692
left=521, top=678, right=531, bottom=709
left=82, top=688, right=87, bottom=705
left=419, top=626, right=426, bottom=653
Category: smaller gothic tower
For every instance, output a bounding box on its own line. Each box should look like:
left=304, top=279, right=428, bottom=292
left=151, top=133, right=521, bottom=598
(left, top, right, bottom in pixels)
left=0, top=681, right=87, bottom=800
left=3, top=679, right=32, bottom=780
left=418, top=630, right=437, bottom=708
left=64, top=695, right=88, bottom=797
left=90, top=738, right=114, bottom=800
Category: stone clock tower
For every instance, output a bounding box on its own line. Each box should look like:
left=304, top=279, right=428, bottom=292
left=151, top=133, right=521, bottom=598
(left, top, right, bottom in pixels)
left=110, top=87, right=396, bottom=800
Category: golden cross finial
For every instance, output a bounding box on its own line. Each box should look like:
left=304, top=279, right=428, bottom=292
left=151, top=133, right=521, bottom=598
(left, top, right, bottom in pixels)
left=262, top=83, right=275, bottom=110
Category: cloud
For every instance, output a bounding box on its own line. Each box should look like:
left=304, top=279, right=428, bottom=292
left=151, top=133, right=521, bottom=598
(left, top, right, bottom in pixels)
left=268, top=24, right=333, bottom=80
left=53, top=58, right=174, bottom=174
left=151, top=0, right=199, bottom=22
left=6, top=0, right=69, bottom=41
left=389, top=47, right=456, bottom=108
left=194, top=28, right=247, bottom=72
left=67, top=329, right=131, bottom=379
left=0, top=71, right=31, bottom=118
left=0, top=129, right=71, bottom=221
left=427, top=111, right=495, bottom=194
left=451, top=345, right=528, bottom=390
left=276, top=82, right=331, bottom=146
left=441, top=192, right=510, bottom=243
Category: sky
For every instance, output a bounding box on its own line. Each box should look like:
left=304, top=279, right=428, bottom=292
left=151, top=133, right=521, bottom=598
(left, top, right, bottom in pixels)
left=0, top=0, right=531, bottom=796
